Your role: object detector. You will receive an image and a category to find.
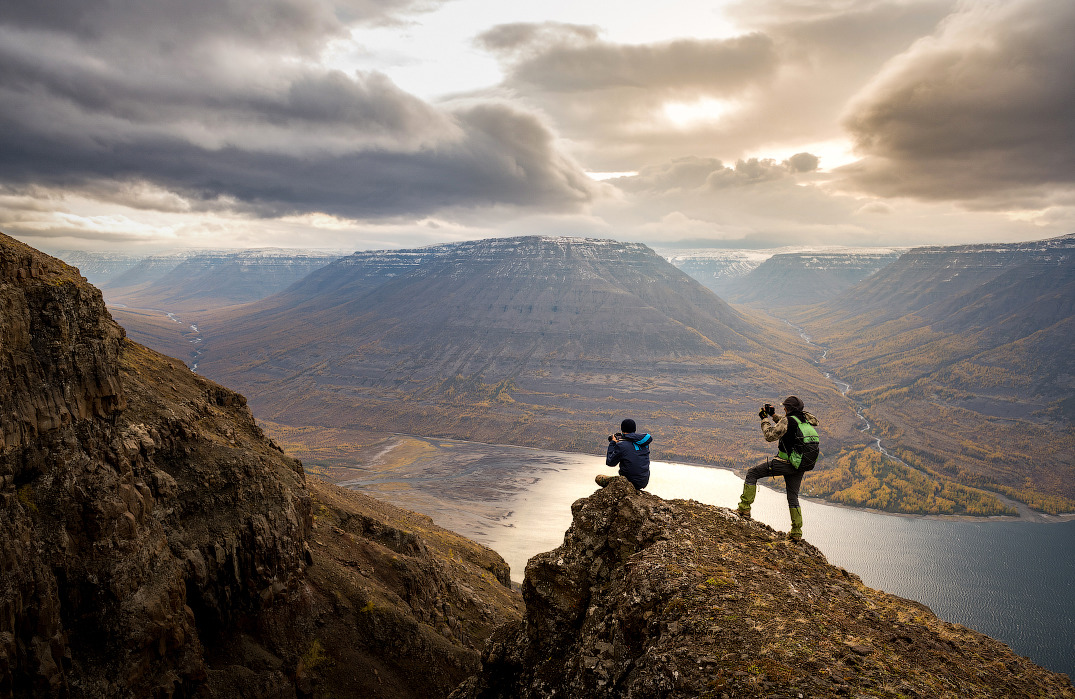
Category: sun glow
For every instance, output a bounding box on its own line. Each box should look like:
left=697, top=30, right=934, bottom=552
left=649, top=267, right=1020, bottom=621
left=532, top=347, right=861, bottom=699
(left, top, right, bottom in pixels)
left=662, top=98, right=737, bottom=127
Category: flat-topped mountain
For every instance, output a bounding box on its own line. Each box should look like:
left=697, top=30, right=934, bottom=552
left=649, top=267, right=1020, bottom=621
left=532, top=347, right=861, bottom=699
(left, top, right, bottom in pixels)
left=195, top=236, right=858, bottom=466
left=794, top=233, right=1075, bottom=510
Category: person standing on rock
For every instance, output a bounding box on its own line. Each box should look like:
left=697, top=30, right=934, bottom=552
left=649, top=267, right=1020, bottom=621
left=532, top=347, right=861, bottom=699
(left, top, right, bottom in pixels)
left=736, top=396, right=820, bottom=540
left=597, top=419, right=652, bottom=490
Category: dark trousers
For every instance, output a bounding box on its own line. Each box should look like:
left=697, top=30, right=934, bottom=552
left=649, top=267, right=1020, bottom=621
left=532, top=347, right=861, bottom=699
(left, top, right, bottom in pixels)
left=745, top=459, right=804, bottom=508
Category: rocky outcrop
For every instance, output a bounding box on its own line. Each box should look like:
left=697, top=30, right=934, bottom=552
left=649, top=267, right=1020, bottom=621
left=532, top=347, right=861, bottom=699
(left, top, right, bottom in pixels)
left=0, top=232, right=521, bottom=698
left=453, top=477, right=1074, bottom=699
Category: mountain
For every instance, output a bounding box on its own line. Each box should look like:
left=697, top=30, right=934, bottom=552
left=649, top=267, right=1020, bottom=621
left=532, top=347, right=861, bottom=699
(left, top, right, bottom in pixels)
left=104, top=248, right=347, bottom=311
left=6, top=232, right=1072, bottom=696
left=453, top=479, right=1075, bottom=699
left=50, top=250, right=148, bottom=286
left=727, top=248, right=905, bottom=306
left=655, top=248, right=774, bottom=298
left=0, top=232, right=520, bottom=697
left=659, top=247, right=905, bottom=306
left=194, top=236, right=860, bottom=467
left=793, top=233, right=1075, bottom=508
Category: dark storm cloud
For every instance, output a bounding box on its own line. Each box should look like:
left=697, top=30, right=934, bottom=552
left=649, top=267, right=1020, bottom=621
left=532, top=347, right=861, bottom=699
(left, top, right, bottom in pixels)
left=0, top=99, right=594, bottom=217
left=841, top=0, right=1075, bottom=205
left=2, top=0, right=425, bottom=54
left=0, top=0, right=595, bottom=219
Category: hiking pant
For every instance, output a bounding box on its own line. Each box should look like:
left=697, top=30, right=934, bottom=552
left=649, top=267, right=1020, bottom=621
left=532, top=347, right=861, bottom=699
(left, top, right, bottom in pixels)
left=745, top=459, right=804, bottom=508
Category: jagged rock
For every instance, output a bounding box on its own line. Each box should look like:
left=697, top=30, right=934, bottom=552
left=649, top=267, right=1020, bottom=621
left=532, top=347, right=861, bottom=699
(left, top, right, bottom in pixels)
left=453, top=476, right=1074, bottom=699
left=1, top=233, right=522, bottom=698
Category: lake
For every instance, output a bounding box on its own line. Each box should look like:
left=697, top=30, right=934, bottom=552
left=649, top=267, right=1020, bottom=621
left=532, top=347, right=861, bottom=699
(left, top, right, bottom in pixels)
left=339, top=437, right=1075, bottom=680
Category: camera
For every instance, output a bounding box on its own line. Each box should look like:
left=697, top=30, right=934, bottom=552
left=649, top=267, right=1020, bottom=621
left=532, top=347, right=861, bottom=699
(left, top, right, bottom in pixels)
left=765, top=403, right=776, bottom=416
left=608, top=432, right=623, bottom=442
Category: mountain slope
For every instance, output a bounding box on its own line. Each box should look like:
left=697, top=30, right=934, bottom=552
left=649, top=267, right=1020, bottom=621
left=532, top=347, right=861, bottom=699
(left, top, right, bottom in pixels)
left=195, top=236, right=859, bottom=467
left=0, top=232, right=521, bottom=697
left=793, top=234, right=1075, bottom=507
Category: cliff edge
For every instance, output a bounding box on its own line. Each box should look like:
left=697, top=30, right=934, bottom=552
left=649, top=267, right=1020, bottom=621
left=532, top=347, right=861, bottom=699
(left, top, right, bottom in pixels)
left=0, top=232, right=521, bottom=698
left=453, top=477, right=1074, bottom=699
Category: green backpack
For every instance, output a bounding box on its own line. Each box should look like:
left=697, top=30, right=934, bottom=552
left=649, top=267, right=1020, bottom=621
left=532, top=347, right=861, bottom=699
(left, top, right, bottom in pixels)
left=779, top=415, right=821, bottom=471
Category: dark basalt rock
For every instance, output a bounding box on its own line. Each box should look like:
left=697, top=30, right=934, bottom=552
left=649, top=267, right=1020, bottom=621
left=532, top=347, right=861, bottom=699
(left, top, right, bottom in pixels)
left=1, top=233, right=522, bottom=698
left=453, top=477, right=1074, bottom=699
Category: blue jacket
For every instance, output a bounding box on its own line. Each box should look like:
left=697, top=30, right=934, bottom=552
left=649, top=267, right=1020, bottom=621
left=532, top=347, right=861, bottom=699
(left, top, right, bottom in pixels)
left=606, top=432, right=652, bottom=489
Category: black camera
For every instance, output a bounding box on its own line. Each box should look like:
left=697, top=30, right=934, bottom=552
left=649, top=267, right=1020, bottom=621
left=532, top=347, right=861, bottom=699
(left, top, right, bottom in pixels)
left=758, top=403, right=776, bottom=419
left=608, top=432, right=623, bottom=442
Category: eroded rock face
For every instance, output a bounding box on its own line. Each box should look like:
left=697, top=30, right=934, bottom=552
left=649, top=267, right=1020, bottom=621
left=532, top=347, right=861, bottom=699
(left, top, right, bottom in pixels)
left=1, top=233, right=523, bottom=698
left=1, top=233, right=311, bottom=696
left=454, top=477, right=1075, bottom=699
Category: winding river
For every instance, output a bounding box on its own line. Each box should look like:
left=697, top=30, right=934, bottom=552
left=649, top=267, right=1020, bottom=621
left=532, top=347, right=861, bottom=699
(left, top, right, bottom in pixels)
left=781, top=319, right=1043, bottom=520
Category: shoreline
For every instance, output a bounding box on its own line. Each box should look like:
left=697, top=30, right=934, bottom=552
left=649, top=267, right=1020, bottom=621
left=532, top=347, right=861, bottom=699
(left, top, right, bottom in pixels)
left=381, top=432, right=1075, bottom=524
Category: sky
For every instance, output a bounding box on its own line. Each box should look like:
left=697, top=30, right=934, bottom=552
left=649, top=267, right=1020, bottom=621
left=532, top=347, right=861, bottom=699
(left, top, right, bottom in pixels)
left=2, top=0, right=1074, bottom=253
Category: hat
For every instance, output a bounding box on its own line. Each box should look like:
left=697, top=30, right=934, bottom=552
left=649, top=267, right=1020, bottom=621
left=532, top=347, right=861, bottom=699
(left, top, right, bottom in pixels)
left=782, top=396, right=804, bottom=412
left=620, top=418, right=636, bottom=433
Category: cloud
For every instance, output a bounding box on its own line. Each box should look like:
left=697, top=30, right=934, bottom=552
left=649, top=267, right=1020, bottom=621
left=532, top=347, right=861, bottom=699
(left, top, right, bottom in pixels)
left=475, top=4, right=955, bottom=172
left=614, top=155, right=819, bottom=194
left=840, top=0, right=1075, bottom=206
left=0, top=0, right=595, bottom=223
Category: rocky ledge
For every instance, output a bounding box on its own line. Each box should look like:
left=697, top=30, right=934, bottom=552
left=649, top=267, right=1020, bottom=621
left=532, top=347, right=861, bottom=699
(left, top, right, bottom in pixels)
left=453, top=477, right=1074, bottom=699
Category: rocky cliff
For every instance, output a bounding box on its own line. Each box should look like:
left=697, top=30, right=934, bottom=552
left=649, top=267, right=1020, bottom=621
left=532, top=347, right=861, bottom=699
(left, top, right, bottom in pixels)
left=0, top=232, right=521, bottom=697
left=453, top=478, right=1074, bottom=699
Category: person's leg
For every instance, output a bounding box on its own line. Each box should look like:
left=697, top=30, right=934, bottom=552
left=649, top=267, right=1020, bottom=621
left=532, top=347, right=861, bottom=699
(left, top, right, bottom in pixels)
left=737, top=461, right=772, bottom=518
left=781, top=468, right=805, bottom=540
left=595, top=474, right=614, bottom=487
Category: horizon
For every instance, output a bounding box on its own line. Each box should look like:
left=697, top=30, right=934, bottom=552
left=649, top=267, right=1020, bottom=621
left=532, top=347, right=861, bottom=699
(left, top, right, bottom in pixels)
left=2, top=0, right=1074, bottom=253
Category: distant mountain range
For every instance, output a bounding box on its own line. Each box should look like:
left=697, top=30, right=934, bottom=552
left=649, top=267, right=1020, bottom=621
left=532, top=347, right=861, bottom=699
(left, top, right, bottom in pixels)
left=96, top=233, right=1074, bottom=515
left=727, top=249, right=905, bottom=306
left=103, top=249, right=347, bottom=310
left=52, top=248, right=348, bottom=310
left=659, top=247, right=905, bottom=306
left=794, top=233, right=1075, bottom=506
left=51, top=250, right=147, bottom=286
left=193, top=236, right=857, bottom=466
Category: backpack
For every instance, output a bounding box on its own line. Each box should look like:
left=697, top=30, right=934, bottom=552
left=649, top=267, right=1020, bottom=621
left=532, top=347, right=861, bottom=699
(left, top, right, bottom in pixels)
left=780, top=415, right=821, bottom=471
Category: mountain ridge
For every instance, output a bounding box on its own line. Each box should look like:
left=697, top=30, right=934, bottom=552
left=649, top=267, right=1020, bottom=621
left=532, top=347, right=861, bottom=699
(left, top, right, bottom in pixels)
left=194, top=235, right=861, bottom=468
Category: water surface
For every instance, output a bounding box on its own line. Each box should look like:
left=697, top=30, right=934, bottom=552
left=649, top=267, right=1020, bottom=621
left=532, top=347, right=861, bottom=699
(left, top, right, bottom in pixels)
left=343, top=440, right=1075, bottom=680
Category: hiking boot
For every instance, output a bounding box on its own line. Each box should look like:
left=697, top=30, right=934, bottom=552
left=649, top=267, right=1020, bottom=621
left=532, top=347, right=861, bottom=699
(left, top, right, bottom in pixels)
left=736, top=507, right=752, bottom=520
left=595, top=474, right=614, bottom=487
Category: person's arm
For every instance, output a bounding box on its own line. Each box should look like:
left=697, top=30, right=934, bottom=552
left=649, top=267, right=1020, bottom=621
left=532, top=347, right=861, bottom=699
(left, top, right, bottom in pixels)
left=762, top=416, right=789, bottom=442
left=606, top=440, right=622, bottom=467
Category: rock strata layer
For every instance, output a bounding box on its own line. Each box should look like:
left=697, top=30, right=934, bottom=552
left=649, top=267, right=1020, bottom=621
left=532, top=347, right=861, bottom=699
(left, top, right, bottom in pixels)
left=453, top=477, right=1074, bottom=699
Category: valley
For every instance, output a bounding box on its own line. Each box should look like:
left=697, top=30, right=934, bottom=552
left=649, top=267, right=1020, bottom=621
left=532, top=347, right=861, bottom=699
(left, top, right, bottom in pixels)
left=91, top=234, right=1075, bottom=519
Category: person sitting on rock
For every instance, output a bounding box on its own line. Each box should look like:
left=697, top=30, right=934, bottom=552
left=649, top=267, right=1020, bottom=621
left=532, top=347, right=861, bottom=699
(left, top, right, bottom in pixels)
left=736, top=396, right=820, bottom=540
left=597, top=419, right=652, bottom=490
